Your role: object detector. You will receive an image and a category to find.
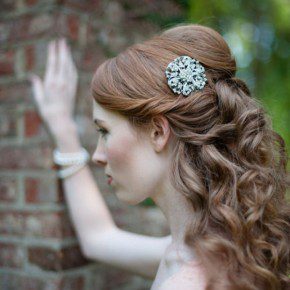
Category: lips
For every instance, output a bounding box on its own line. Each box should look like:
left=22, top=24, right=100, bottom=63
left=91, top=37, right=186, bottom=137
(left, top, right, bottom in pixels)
left=107, top=176, right=113, bottom=185
left=106, top=173, right=113, bottom=185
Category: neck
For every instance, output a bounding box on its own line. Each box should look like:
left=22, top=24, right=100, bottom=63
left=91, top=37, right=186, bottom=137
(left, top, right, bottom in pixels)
left=152, top=177, right=195, bottom=247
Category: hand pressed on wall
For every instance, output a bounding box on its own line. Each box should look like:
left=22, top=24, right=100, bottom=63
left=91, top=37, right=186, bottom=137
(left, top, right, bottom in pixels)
left=29, top=38, right=79, bottom=135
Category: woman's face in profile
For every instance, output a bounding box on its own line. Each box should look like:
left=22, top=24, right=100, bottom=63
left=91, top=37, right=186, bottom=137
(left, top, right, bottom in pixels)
left=92, top=101, right=165, bottom=205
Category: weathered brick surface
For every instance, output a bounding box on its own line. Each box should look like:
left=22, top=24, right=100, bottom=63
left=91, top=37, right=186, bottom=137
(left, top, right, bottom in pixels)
left=0, top=273, right=45, bottom=290
left=0, top=176, right=18, bottom=203
left=28, top=244, right=89, bottom=270
left=0, top=0, right=184, bottom=289
left=24, top=0, right=58, bottom=8
left=5, top=14, right=56, bottom=44
left=0, top=81, right=32, bottom=104
left=0, top=242, right=24, bottom=268
left=61, top=0, right=101, bottom=12
left=25, top=44, right=36, bottom=71
left=0, top=50, right=15, bottom=75
left=0, top=210, right=75, bottom=238
left=79, top=45, right=107, bottom=72
left=0, top=143, right=53, bottom=169
left=24, top=110, right=43, bottom=138
left=25, top=176, right=63, bottom=203
left=53, top=275, right=86, bottom=290
left=0, top=272, right=85, bottom=290
left=0, top=111, right=18, bottom=138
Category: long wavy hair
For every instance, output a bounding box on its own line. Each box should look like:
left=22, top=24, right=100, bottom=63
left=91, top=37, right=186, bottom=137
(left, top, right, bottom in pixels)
left=90, top=23, right=290, bottom=290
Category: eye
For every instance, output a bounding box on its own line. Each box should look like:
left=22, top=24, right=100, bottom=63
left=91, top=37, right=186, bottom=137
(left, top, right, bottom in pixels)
left=96, top=128, right=108, bottom=138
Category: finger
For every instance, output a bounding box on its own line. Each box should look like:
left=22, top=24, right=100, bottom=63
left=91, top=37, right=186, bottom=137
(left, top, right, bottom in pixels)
left=63, top=39, right=77, bottom=76
left=44, top=40, right=57, bottom=83
left=29, top=74, right=45, bottom=105
left=58, top=38, right=68, bottom=77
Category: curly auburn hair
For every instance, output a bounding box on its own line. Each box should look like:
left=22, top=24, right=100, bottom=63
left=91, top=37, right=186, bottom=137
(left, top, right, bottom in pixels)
left=90, top=23, right=290, bottom=290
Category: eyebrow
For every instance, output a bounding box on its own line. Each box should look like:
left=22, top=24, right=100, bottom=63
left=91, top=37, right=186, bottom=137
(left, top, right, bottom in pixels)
left=93, top=118, right=106, bottom=126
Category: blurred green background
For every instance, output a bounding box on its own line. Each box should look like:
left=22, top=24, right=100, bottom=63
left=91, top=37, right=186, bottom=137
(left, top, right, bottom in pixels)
left=142, top=0, right=290, bottom=205
left=188, top=0, right=290, bottom=155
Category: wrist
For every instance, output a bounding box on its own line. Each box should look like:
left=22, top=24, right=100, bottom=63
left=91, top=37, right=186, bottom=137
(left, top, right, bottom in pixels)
left=48, top=117, right=75, bottom=133
left=51, top=121, right=82, bottom=153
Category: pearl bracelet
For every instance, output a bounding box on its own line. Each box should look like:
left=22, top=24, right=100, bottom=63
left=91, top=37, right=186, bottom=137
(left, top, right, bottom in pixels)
left=53, top=147, right=90, bottom=166
left=53, top=147, right=90, bottom=179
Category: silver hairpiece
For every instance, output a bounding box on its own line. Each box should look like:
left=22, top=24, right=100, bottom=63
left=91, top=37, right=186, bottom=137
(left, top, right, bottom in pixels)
left=165, top=55, right=207, bottom=96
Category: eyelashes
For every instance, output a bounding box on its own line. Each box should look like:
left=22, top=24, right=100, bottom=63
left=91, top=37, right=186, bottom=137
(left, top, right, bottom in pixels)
left=96, top=128, right=108, bottom=137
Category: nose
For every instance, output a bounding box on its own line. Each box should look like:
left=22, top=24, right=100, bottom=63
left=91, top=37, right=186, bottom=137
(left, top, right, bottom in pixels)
left=91, top=138, right=107, bottom=167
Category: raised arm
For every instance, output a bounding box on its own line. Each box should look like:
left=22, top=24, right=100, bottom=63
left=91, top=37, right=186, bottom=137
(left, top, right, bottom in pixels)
left=30, top=38, right=171, bottom=279
left=53, top=120, right=171, bottom=279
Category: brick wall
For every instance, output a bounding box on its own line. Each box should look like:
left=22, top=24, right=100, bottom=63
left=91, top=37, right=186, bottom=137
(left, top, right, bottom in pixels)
left=0, top=0, right=185, bottom=289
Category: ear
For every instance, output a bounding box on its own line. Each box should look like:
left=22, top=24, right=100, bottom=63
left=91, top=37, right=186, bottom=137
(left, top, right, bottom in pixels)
left=150, top=115, right=171, bottom=152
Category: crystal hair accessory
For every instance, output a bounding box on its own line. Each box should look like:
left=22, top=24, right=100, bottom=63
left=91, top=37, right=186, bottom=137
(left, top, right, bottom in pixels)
left=165, top=55, right=207, bottom=96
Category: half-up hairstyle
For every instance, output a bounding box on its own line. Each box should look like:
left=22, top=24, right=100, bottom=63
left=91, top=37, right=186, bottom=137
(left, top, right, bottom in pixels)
left=91, top=23, right=290, bottom=290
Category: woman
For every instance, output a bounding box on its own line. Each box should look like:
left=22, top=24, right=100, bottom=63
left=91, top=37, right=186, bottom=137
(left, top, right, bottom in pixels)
left=30, top=24, right=290, bottom=290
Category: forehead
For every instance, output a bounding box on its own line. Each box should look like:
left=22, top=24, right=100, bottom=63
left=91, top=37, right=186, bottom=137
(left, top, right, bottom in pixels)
left=92, top=101, right=128, bottom=126
left=92, top=101, right=147, bottom=142
left=93, top=101, right=108, bottom=118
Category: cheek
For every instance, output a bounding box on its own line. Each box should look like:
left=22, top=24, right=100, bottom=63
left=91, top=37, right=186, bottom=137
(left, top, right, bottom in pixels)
left=105, top=129, right=159, bottom=203
left=106, top=132, right=152, bottom=190
left=106, top=135, right=134, bottom=170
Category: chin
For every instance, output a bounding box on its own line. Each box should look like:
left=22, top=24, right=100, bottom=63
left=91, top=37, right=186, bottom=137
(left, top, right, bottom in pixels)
left=115, top=189, right=146, bottom=206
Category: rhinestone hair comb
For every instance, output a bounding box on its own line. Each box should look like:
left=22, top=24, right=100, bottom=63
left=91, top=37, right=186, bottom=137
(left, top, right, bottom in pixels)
left=165, top=55, right=207, bottom=96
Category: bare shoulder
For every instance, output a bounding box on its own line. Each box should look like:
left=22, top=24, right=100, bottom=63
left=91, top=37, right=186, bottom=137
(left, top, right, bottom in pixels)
left=158, top=261, right=207, bottom=290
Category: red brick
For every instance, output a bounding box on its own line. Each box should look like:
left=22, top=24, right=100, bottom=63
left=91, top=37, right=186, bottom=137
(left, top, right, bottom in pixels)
left=0, top=272, right=45, bottom=290
left=25, top=0, right=58, bottom=6
left=0, top=273, right=86, bottom=290
left=28, top=244, right=89, bottom=271
left=24, top=211, right=76, bottom=238
left=25, top=45, right=35, bottom=71
left=0, top=113, right=18, bottom=138
left=28, top=14, right=55, bottom=37
left=7, top=16, right=30, bottom=43
left=23, top=41, right=49, bottom=74
left=0, top=211, right=24, bottom=236
left=0, top=50, right=15, bottom=76
left=0, top=143, right=53, bottom=169
left=0, top=210, right=76, bottom=238
left=0, top=242, right=24, bottom=268
left=0, top=176, right=18, bottom=203
left=66, top=14, right=79, bottom=41
left=8, top=14, right=55, bottom=43
left=61, top=0, right=101, bottom=12
left=80, top=45, right=106, bottom=72
left=85, top=20, right=94, bottom=43
left=25, top=176, right=63, bottom=204
left=0, top=81, right=32, bottom=104
left=24, top=110, right=43, bottom=138
left=25, top=0, right=39, bottom=6
left=57, top=275, right=85, bottom=290
left=102, top=267, right=132, bottom=288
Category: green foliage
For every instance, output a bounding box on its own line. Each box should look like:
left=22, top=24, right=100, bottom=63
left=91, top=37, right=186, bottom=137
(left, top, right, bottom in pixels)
left=140, top=197, right=156, bottom=207
left=188, top=0, right=290, bottom=171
